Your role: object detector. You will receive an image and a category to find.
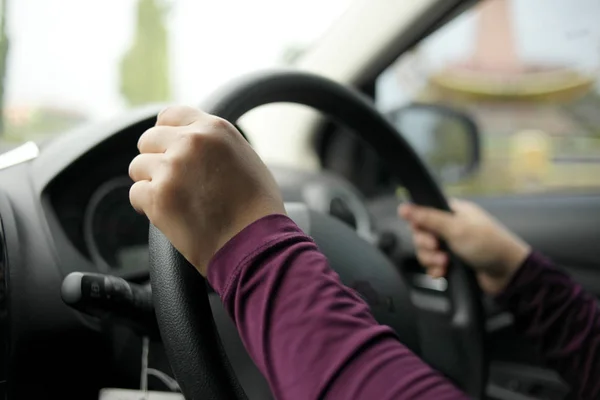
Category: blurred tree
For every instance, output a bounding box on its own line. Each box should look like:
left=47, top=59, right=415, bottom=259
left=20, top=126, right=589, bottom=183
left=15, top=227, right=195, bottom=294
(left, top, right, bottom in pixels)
left=0, top=0, right=10, bottom=136
left=120, top=0, right=171, bottom=106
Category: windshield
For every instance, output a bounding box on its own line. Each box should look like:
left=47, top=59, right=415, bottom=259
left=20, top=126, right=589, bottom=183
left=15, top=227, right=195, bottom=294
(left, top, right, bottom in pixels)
left=0, top=0, right=351, bottom=152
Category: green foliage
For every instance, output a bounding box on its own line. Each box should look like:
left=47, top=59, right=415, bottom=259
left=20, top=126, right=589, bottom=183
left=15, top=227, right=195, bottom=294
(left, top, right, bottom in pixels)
left=0, top=0, right=10, bottom=136
left=120, top=0, right=171, bottom=106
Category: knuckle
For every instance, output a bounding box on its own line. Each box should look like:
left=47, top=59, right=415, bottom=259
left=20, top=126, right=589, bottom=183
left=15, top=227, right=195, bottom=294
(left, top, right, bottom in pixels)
left=156, top=106, right=179, bottom=125
left=414, top=233, right=427, bottom=248
left=421, top=234, right=436, bottom=249
left=182, top=131, right=207, bottom=153
left=208, top=116, right=232, bottom=132
left=416, top=210, right=430, bottom=224
left=136, top=135, right=145, bottom=152
left=417, top=252, right=433, bottom=268
left=137, top=127, right=154, bottom=151
left=129, top=182, right=152, bottom=215
left=187, top=126, right=230, bottom=155
left=128, top=182, right=140, bottom=205
left=428, top=236, right=438, bottom=249
left=411, top=210, right=423, bottom=224
left=171, top=127, right=188, bottom=144
left=449, top=198, right=463, bottom=209
left=163, top=152, right=187, bottom=177
left=157, top=105, right=198, bottom=126
left=128, top=155, right=140, bottom=180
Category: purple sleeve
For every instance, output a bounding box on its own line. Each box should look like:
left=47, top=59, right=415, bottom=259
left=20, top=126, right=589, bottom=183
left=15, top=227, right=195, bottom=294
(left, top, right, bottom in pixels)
left=496, top=252, right=600, bottom=399
left=207, top=214, right=467, bottom=400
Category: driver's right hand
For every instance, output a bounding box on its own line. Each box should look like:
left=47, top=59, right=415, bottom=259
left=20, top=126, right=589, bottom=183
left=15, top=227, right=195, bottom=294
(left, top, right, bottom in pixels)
left=128, top=106, right=285, bottom=277
left=399, top=199, right=531, bottom=295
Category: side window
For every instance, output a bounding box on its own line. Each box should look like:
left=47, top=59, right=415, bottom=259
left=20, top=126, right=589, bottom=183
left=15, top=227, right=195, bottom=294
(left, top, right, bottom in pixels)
left=375, top=0, right=600, bottom=196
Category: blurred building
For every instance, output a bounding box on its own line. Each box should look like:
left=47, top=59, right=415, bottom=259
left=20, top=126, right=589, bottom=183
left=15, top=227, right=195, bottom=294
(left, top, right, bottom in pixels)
left=407, top=0, right=600, bottom=192
left=430, top=0, right=594, bottom=104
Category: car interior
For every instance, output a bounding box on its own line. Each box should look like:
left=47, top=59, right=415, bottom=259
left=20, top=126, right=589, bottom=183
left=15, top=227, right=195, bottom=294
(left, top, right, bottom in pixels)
left=1, top=0, right=599, bottom=399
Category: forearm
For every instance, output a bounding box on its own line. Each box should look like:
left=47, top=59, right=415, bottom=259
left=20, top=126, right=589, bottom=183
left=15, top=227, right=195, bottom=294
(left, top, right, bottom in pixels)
left=496, top=252, right=600, bottom=399
left=208, top=214, right=467, bottom=400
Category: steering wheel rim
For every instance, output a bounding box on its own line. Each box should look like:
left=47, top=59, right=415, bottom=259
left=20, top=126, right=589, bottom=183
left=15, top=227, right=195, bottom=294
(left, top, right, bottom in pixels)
left=148, top=70, right=487, bottom=399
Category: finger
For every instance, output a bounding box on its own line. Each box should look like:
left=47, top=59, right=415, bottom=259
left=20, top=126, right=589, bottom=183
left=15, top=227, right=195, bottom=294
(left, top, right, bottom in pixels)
left=398, top=203, right=412, bottom=219
left=129, top=180, right=153, bottom=215
left=137, top=126, right=181, bottom=154
left=402, top=204, right=455, bottom=238
left=417, top=249, right=448, bottom=270
left=413, top=230, right=439, bottom=251
left=156, top=105, right=207, bottom=127
left=428, top=265, right=447, bottom=279
left=129, top=153, right=163, bottom=182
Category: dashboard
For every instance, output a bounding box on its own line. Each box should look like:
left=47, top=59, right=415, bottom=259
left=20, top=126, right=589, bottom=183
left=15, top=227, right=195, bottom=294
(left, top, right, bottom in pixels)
left=43, top=109, right=374, bottom=281
left=83, top=176, right=149, bottom=272
left=48, top=153, right=149, bottom=275
left=44, top=113, right=151, bottom=278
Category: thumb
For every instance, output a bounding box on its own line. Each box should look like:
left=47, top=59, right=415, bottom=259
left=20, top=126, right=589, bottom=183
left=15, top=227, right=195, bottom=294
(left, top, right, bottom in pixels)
left=156, top=105, right=206, bottom=127
left=399, top=203, right=455, bottom=239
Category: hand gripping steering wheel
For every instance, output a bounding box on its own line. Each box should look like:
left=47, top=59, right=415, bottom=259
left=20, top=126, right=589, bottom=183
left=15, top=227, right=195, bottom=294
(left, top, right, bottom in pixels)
left=148, top=71, right=487, bottom=399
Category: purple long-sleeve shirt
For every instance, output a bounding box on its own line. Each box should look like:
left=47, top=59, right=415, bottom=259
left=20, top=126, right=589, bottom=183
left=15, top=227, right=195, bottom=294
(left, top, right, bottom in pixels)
left=207, top=214, right=600, bottom=399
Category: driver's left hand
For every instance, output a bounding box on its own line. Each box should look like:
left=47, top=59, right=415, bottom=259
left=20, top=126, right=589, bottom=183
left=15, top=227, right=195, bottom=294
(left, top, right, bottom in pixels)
left=128, top=105, right=285, bottom=276
left=399, top=200, right=530, bottom=295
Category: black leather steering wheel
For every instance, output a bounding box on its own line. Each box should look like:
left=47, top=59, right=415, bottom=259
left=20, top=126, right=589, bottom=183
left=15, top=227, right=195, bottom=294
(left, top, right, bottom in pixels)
left=148, top=70, right=487, bottom=399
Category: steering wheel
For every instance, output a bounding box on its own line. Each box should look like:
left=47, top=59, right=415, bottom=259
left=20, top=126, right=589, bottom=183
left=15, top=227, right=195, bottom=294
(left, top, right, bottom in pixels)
left=148, top=71, right=487, bottom=399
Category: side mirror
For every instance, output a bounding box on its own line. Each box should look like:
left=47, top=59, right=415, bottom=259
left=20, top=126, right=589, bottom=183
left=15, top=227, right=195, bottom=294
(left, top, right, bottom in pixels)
left=386, top=103, right=480, bottom=184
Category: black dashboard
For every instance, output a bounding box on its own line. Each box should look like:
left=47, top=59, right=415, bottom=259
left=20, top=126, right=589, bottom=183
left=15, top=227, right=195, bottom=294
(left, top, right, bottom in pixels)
left=49, top=157, right=137, bottom=262
left=44, top=111, right=153, bottom=279
left=0, top=107, right=165, bottom=398
left=41, top=110, right=376, bottom=283
left=48, top=153, right=149, bottom=276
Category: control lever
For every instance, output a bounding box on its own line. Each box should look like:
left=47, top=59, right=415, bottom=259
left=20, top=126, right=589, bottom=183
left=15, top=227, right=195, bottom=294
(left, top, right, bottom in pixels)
left=61, top=272, right=159, bottom=337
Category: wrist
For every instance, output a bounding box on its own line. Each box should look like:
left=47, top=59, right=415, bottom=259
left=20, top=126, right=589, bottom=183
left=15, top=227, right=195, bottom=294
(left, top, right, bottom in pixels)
left=209, top=200, right=286, bottom=271
left=480, top=237, right=531, bottom=295
left=500, top=237, right=531, bottom=279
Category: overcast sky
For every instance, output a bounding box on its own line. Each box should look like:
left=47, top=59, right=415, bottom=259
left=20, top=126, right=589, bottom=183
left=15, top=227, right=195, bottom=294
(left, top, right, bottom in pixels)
left=5, top=0, right=351, bottom=119
left=5, top=0, right=600, bottom=121
left=425, top=0, right=600, bottom=71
